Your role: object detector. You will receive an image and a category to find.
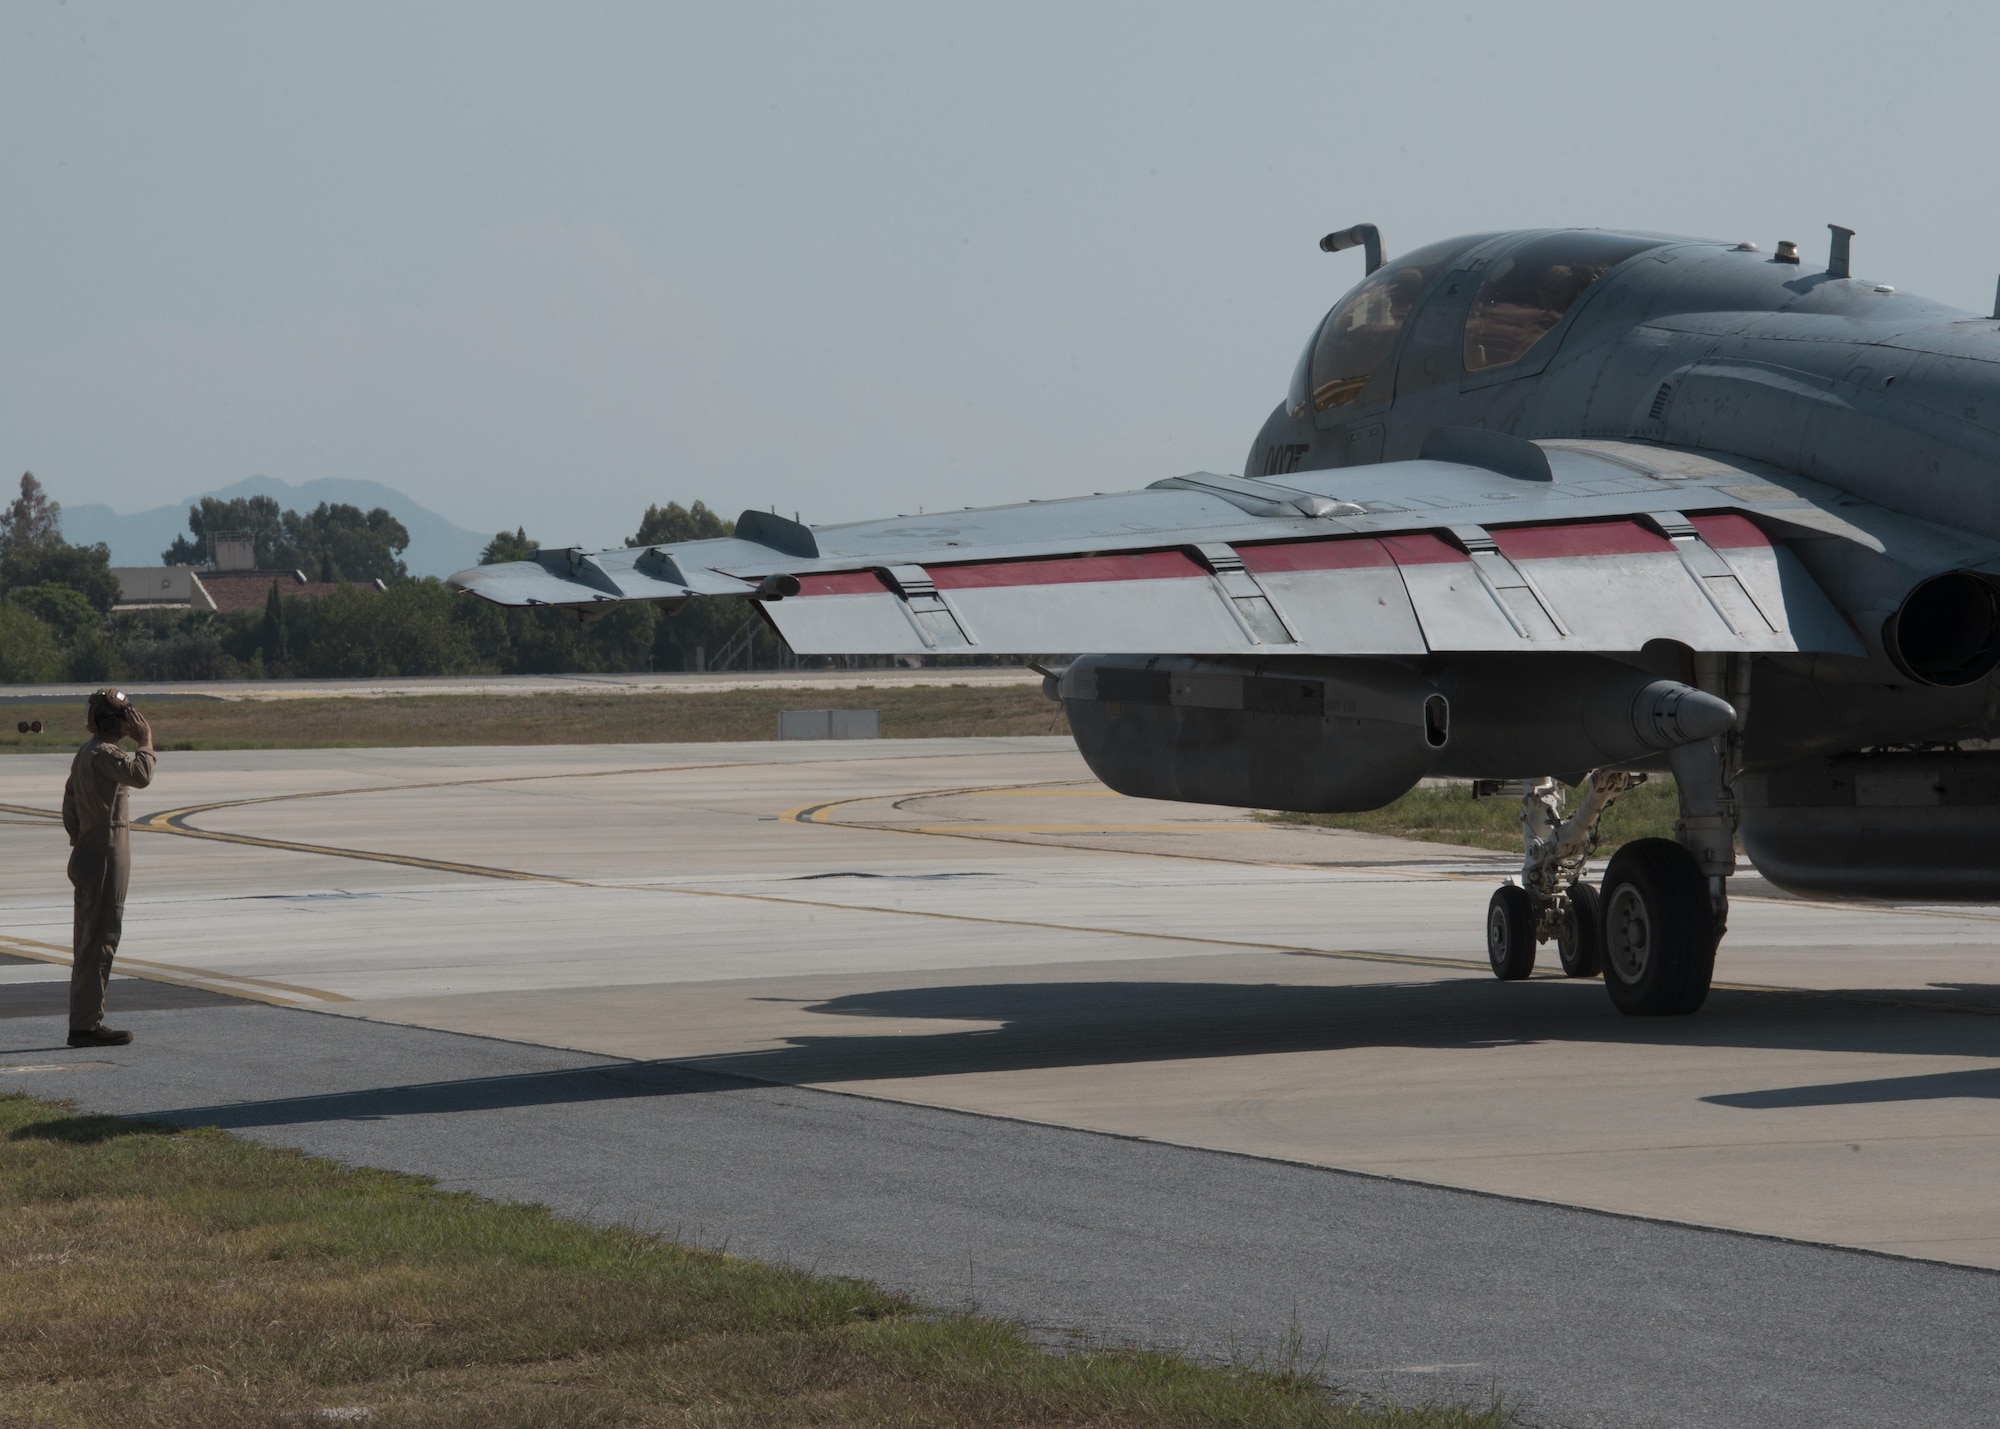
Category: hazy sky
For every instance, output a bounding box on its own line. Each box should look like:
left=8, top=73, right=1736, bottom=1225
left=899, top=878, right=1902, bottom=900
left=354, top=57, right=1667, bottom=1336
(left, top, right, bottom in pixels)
left=3, top=2, right=1995, bottom=551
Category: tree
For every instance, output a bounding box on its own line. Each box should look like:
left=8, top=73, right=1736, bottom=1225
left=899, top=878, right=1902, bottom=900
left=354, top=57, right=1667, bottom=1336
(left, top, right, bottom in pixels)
left=8, top=584, right=97, bottom=644
left=282, top=503, right=409, bottom=583
left=0, top=603, right=63, bottom=683
left=0, top=473, right=61, bottom=552
left=622, top=499, right=753, bottom=670
left=262, top=580, right=289, bottom=667
left=0, top=541, right=121, bottom=613
left=481, top=527, right=538, bottom=564
left=0, top=472, right=119, bottom=613
left=628, top=500, right=733, bottom=547
left=162, top=495, right=288, bottom=567
left=14, top=583, right=113, bottom=681
left=161, top=496, right=409, bottom=583
left=277, top=579, right=481, bottom=677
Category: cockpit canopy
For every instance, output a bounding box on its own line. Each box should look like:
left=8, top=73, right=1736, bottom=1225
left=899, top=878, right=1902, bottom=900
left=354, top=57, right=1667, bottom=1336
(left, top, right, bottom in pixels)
left=1293, top=230, right=1667, bottom=418
left=1461, top=231, right=1663, bottom=372
left=1306, top=235, right=1475, bottom=412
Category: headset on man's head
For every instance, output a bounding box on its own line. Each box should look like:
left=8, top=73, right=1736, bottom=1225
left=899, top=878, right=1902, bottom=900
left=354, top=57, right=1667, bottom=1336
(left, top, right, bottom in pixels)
left=86, top=688, right=132, bottom=736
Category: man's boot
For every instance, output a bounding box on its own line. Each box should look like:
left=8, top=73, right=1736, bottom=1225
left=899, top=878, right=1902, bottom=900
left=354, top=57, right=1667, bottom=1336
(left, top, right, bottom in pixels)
left=67, top=1026, right=133, bottom=1048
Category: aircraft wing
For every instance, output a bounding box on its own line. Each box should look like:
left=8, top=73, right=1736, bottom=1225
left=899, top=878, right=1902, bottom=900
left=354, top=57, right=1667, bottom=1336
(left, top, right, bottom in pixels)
left=448, top=434, right=1961, bottom=659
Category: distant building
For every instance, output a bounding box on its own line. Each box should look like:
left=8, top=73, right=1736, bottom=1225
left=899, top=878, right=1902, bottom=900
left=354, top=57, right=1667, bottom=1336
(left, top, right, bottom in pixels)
left=210, top=530, right=258, bottom=571
left=200, top=569, right=379, bottom=613
left=111, top=529, right=384, bottom=614
left=111, top=566, right=217, bottom=612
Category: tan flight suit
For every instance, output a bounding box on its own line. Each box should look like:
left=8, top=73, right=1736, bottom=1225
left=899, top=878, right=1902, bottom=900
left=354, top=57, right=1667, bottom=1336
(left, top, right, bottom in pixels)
left=61, top=738, right=156, bottom=1031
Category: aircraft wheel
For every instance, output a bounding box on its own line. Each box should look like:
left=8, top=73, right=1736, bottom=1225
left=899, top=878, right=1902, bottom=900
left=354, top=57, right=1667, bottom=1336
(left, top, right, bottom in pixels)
left=1599, top=838, right=1716, bottom=1016
left=1486, top=884, right=1536, bottom=981
left=1557, top=883, right=1603, bottom=978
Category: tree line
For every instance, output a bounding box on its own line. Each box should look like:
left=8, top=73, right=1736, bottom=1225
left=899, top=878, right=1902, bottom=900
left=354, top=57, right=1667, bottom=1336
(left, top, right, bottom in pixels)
left=163, top=494, right=413, bottom=584
left=0, top=474, right=790, bottom=683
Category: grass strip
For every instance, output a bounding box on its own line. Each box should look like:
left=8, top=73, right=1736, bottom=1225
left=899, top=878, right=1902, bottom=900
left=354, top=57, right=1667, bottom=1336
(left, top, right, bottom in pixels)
left=0, top=684, right=1069, bottom=753
left=0, top=1093, right=1504, bottom=1427
left=1261, top=779, right=1682, bottom=854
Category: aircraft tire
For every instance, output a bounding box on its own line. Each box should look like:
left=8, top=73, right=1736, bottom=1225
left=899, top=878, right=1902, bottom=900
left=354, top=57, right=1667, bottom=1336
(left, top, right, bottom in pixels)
left=1557, top=882, right=1603, bottom=978
left=1599, top=838, right=1716, bottom=1015
left=1486, top=884, right=1536, bottom=981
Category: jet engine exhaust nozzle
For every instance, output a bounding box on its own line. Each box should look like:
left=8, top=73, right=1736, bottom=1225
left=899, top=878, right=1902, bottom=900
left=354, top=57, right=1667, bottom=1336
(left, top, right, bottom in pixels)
left=1632, top=681, right=1737, bottom=751
left=1884, top=571, right=2000, bottom=687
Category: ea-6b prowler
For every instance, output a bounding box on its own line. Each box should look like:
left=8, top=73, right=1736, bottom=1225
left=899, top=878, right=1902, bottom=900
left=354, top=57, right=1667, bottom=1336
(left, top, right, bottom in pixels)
left=452, top=221, right=2000, bottom=1016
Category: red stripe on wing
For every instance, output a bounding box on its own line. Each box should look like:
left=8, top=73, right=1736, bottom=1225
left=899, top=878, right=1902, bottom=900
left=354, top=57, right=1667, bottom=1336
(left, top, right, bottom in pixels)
left=1493, top=520, right=1675, bottom=560
left=1237, top=538, right=1396, bottom=573
left=795, top=571, right=891, bottom=597
left=929, top=550, right=1205, bottom=589
left=1690, top=513, right=1770, bottom=549
left=1379, top=532, right=1470, bottom=566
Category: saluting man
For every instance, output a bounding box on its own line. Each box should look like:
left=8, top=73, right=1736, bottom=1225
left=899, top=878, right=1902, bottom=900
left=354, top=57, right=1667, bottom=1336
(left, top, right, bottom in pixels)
left=62, top=689, right=156, bottom=1048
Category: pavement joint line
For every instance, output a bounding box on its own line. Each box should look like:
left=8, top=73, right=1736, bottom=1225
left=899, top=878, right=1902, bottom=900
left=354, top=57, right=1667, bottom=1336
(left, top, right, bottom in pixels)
left=4, top=744, right=1071, bottom=831
left=906, top=824, right=1269, bottom=833
left=959, top=789, right=1125, bottom=797
left=0, top=935, right=350, bottom=1005
left=790, top=788, right=2000, bottom=922
left=791, top=788, right=1580, bottom=886
left=883, top=779, right=1091, bottom=811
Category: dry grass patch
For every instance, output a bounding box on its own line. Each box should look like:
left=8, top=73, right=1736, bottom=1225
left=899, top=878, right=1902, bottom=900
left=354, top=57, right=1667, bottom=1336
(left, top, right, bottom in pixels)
left=1262, top=779, right=1681, bottom=853
left=0, top=684, right=1067, bottom=753
left=0, top=1094, right=1504, bottom=1428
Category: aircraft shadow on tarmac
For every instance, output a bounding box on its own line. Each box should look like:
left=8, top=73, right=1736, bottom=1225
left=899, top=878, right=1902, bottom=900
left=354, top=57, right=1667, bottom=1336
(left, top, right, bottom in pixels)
left=66, top=974, right=2000, bottom=1132
left=1702, top=1065, right=2000, bottom=1108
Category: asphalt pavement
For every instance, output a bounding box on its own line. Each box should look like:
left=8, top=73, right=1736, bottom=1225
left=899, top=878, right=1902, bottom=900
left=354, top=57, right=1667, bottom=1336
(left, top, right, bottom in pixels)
left=4, top=984, right=1994, bottom=1429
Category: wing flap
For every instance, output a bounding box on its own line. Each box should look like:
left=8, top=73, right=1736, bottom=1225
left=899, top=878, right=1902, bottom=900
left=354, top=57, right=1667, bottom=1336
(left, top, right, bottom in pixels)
left=1234, top=539, right=1427, bottom=653
left=770, top=572, right=931, bottom=655
left=767, top=550, right=1262, bottom=656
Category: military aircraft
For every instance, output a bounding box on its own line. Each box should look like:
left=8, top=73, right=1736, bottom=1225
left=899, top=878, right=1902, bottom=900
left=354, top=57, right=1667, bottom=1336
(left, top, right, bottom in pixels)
left=451, top=221, right=2000, bottom=1016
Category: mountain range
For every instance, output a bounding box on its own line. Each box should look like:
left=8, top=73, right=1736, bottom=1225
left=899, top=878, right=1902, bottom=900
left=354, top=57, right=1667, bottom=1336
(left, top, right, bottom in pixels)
left=61, top=476, right=492, bottom=579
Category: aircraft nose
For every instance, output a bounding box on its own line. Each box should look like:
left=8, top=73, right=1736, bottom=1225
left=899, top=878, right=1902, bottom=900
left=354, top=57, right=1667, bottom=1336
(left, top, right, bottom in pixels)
left=1633, top=681, right=1737, bottom=750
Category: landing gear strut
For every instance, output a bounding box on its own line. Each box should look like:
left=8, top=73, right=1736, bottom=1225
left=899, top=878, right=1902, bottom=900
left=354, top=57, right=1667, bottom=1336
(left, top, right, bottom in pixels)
left=1482, top=654, right=1748, bottom=1016
left=1483, top=769, right=1642, bottom=983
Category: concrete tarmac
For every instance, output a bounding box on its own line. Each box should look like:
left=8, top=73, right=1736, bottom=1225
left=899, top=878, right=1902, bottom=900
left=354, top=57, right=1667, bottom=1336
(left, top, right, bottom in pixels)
left=4, top=736, right=2000, bottom=1424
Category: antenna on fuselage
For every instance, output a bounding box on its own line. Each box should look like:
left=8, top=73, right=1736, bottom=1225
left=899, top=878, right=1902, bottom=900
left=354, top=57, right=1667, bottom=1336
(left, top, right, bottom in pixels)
left=1319, top=223, right=1382, bottom=274
left=1827, top=223, right=1855, bottom=279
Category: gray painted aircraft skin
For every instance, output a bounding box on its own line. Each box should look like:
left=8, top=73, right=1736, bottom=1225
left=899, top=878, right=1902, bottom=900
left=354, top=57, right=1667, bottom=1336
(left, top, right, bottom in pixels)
left=451, top=224, right=2000, bottom=1015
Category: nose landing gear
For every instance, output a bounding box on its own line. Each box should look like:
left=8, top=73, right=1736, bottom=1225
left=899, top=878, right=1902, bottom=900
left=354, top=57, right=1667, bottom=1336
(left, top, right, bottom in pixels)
left=1555, top=880, right=1602, bottom=978
left=1487, top=878, right=1601, bottom=980
left=1482, top=761, right=1730, bottom=1015
left=1485, top=883, right=1536, bottom=979
left=1482, top=656, right=1746, bottom=1014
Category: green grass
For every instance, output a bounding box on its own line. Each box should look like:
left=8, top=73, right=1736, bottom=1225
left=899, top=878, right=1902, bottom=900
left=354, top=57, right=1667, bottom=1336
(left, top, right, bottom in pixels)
left=0, top=684, right=1069, bottom=753
left=0, top=1093, right=1506, bottom=1427
left=1262, top=778, right=1681, bottom=854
